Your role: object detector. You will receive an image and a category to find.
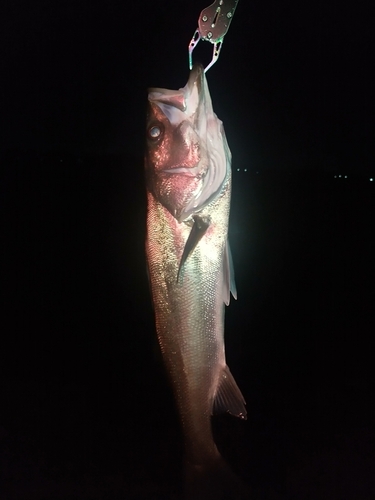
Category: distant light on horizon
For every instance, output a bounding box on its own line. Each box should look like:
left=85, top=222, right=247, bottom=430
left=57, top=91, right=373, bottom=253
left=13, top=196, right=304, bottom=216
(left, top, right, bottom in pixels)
left=370, top=178, right=374, bottom=182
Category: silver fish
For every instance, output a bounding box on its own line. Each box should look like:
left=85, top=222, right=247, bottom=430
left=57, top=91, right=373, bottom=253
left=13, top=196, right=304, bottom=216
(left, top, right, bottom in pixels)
left=145, top=64, right=247, bottom=499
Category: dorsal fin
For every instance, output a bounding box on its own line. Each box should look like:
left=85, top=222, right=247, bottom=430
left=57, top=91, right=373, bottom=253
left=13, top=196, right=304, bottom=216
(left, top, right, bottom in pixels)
left=213, top=365, right=247, bottom=420
left=177, top=215, right=210, bottom=283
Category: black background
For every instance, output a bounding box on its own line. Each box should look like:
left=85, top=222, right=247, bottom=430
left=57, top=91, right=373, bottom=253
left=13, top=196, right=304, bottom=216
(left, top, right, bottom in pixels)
left=1, top=1, right=374, bottom=498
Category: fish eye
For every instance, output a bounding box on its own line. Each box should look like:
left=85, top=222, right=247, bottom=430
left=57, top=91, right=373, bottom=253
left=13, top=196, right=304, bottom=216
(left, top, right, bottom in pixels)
left=148, top=124, right=163, bottom=140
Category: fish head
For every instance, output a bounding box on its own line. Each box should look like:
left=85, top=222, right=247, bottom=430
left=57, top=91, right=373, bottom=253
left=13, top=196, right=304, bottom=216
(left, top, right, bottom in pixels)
left=145, top=64, right=231, bottom=222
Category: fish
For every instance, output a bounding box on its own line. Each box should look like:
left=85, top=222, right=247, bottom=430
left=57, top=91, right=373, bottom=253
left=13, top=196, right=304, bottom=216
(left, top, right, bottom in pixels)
left=145, top=64, right=247, bottom=499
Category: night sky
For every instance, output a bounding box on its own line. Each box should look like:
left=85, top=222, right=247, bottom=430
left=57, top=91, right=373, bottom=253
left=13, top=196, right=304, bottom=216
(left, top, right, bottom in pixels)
left=1, top=1, right=375, bottom=499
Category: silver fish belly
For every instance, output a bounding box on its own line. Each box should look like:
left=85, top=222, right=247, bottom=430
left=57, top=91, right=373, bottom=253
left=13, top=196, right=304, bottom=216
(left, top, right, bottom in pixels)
left=145, top=64, right=246, bottom=494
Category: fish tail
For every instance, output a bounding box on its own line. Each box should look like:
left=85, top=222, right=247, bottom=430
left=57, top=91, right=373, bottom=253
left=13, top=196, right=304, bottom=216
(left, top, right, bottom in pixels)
left=184, top=455, right=251, bottom=500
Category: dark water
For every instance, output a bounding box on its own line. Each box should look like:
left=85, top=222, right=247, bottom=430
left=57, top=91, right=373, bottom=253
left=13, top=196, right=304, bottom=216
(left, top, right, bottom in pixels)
left=1, top=152, right=374, bottom=499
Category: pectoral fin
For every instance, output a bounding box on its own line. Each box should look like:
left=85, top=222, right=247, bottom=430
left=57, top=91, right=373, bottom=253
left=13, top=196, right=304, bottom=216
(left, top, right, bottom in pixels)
left=177, top=215, right=210, bottom=283
left=223, top=240, right=237, bottom=305
left=213, top=365, right=247, bottom=420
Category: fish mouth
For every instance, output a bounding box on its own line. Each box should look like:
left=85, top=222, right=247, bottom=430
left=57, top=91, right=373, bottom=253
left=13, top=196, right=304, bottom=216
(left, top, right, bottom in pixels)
left=186, top=63, right=204, bottom=96
left=163, top=165, right=201, bottom=175
left=148, top=63, right=204, bottom=115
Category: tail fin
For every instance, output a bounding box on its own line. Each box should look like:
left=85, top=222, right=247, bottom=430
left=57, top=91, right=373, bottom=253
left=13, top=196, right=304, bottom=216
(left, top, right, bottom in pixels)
left=184, top=454, right=251, bottom=500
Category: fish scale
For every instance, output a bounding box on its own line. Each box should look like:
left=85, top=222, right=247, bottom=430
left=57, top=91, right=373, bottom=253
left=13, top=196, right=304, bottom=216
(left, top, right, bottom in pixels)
left=147, top=188, right=227, bottom=460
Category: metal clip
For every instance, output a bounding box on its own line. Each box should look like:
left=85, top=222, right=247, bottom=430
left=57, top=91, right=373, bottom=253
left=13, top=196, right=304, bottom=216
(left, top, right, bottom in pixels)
left=188, top=0, right=239, bottom=72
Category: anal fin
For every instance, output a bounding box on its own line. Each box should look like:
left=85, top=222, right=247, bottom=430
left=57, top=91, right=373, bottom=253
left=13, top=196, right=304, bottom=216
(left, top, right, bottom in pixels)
left=213, top=365, right=247, bottom=420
